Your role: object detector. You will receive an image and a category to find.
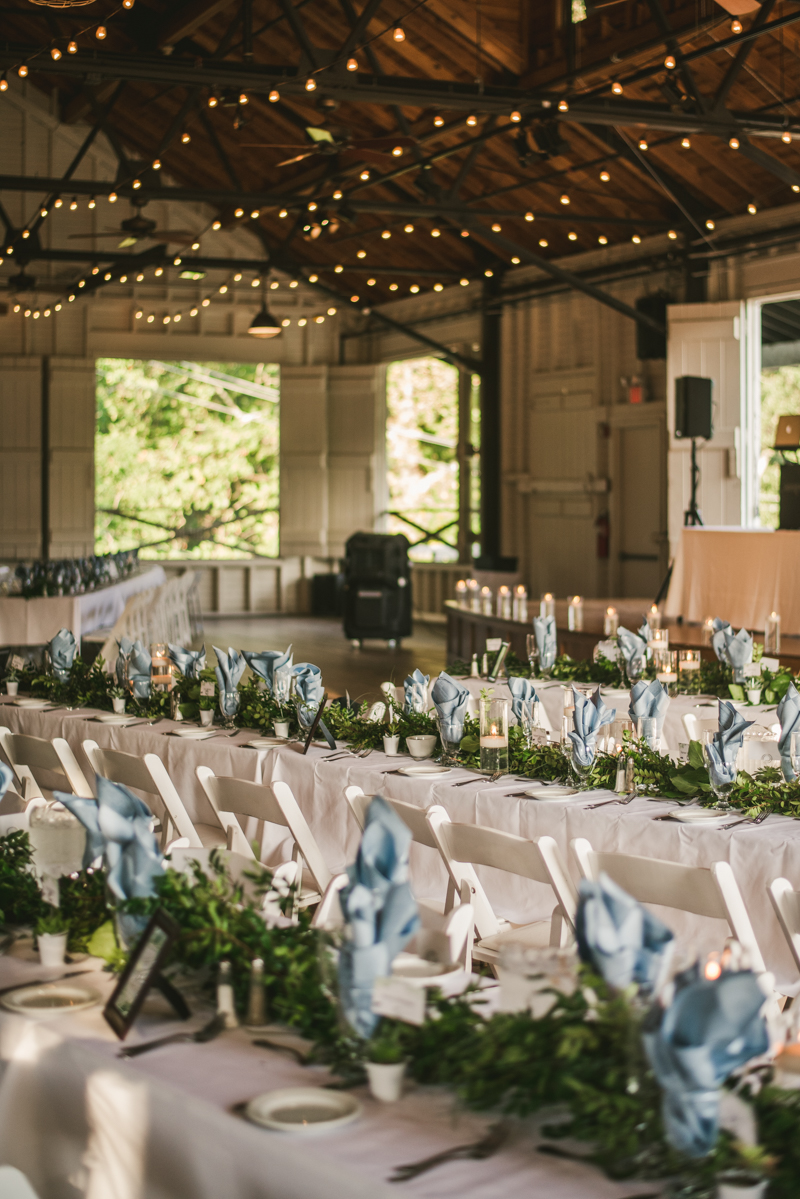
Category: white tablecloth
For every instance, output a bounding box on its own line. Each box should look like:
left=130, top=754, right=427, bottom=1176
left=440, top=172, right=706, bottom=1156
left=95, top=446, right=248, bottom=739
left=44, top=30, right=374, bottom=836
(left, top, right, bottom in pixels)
left=0, top=566, right=166, bottom=646
left=0, top=701, right=798, bottom=993
left=0, top=949, right=656, bottom=1199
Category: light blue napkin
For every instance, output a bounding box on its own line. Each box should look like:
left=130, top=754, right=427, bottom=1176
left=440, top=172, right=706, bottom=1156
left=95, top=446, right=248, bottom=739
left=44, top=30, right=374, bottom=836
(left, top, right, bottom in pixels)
left=403, top=669, right=429, bottom=714
left=711, top=618, right=733, bottom=664
left=508, top=676, right=539, bottom=724
left=723, top=628, right=753, bottom=681
left=568, top=686, right=615, bottom=768
left=213, top=646, right=246, bottom=717
left=48, top=628, right=77, bottom=683
left=293, top=662, right=335, bottom=748
left=705, top=700, right=754, bottom=790
left=0, top=762, right=12, bottom=800
left=431, top=672, right=470, bottom=743
left=242, top=646, right=293, bottom=693
left=56, top=776, right=165, bottom=945
left=532, top=615, right=557, bottom=671
left=168, top=644, right=206, bottom=680
left=617, top=627, right=647, bottom=676
left=638, top=618, right=652, bottom=646
left=629, top=679, right=670, bottom=739
left=576, top=872, right=674, bottom=992
left=643, top=968, right=769, bottom=1158
left=777, top=680, right=800, bottom=781
left=338, top=795, right=420, bottom=1038
left=117, top=637, right=152, bottom=699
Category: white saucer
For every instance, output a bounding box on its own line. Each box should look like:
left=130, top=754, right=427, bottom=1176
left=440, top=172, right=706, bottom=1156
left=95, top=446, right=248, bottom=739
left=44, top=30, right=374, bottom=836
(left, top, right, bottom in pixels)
left=524, top=785, right=580, bottom=800
left=245, top=1087, right=362, bottom=1133
left=170, top=727, right=216, bottom=740
left=1, top=982, right=101, bottom=1016
left=12, top=698, right=50, bottom=709
left=670, top=809, right=733, bottom=827
left=398, top=764, right=452, bottom=777
left=247, top=737, right=288, bottom=749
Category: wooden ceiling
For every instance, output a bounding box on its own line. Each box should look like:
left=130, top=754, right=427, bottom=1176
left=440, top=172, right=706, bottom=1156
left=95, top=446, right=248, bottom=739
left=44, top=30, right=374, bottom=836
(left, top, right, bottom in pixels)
left=4, top=0, right=800, bottom=305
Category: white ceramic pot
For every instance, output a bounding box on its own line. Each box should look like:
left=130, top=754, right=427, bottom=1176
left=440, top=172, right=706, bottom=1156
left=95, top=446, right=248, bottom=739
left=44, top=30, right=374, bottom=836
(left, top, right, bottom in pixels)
left=746, top=689, right=762, bottom=705
left=366, top=1060, right=406, bottom=1103
left=406, top=735, right=437, bottom=760
left=38, top=931, right=68, bottom=969
left=199, top=708, right=214, bottom=726
left=383, top=734, right=400, bottom=756
left=274, top=720, right=291, bottom=739
left=5, top=681, right=18, bottom=697
left=112, top=696, right=126, bottom=714
left=717, top=1180, right=768, bottom=1199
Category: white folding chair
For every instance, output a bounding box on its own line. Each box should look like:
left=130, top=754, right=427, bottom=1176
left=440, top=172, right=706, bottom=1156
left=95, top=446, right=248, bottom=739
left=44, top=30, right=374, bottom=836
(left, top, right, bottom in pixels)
left=572, top=837, right=767, bottom=975
left=82, top=739, right=224, bottom=851
left=682, top=712, right=718, bottom=743
left=768, top=878, right=800, bottom=979
left=170, top=844, right=300, bottom=919
left=426, top=805, right=578, bottom=968
left=344, top=785, right=456, bottom=912
left=196, top=769, right=332, bottom=908
left=0, top=1166, right=40, bottom=1199
left=0, top=728, right=93, bottom=800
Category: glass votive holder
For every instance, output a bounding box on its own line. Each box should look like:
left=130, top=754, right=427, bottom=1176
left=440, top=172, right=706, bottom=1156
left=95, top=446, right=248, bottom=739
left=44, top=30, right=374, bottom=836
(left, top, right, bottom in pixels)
left=479, top=697, right=509, bottom=773
left=655, top=650, right=678, bottom=695
left=540, top=592, right=555, bottom=620
left=467, top=578, right=480, bottom=612
left=520, top=699, right=548, bottom=748
left=604, top=606, right=618, bottom=636
left=648, top=627, right=669, bottom=652
left=679, top=649, right=701, bottom=675
left=455, top=579, right=468, bottom=607
left=150, top=642, right=172, bottom=691
left=702, top=616, right=714, bottom=646
left=765, top=610, right=781, bottom=655
left=480, top=585, right=493, bottom=616
left=612, top=717, right=635, bottom=749
left=526, top=632, right=539, bottom=676
left=513, top=585, right=528, bottom=623
left=568, top=596, right=584, bottom=631
left=637, top=715, right=660, bottom=751
left=496, top=585, right=512, bottom=620
left=648, top=603, right=662, bottom=631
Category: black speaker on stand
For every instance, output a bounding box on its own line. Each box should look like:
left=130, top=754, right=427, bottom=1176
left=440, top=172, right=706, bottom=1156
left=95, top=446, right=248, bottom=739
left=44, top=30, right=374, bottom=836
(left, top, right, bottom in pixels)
left=675, top=376, right=713, bottom=527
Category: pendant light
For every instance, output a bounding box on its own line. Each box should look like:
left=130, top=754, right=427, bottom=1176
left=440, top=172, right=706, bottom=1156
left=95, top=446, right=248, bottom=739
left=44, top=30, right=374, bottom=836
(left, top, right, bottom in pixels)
left=249, top=279, right=281, bottom=338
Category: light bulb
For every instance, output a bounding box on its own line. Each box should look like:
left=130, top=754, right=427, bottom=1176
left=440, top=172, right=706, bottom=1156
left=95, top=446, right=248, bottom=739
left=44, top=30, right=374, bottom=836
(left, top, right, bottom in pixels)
left=308, top=201, right=317, bottom=211
left=123, top=0, right=134, bottom=8
left=461, top=229, right=469, bottom=237
left=235, top=207, right=244, bottom=217
left=782, top=132, right=792, bottom=144
left=664, top=55, right=675, bottom=69
left=668, top=229, right=677, bottom=238
left=360, top=170, right=370, bottom=180
left=466, top=114, right=477, bottom=127
left=433, top=282, right=443, bottom=291
left=334, top=264, right=343, bottom=273
left=181, top=132, right=191, bottom=143
left=298, top=317, right=307, bottom=326
left=491, top=222, right=501, bottom=232
left=219, top=284, right=227, bottom=293
left=54, top=197, right=62, bottom=208
left=510, top=111, right=521, bottom=122
left=250, top=210, right=259, bottom=219
left=104, top=272, right=112, bottom=280
left=731, top=18, right=742, bottom=33
left=381, top=229, right=391, bottom=239
left=108, top=191, right=117, bottom=202
left=706, top=218, right=715, bottom=229
left=88, top=196, right=96, bottom=208
left=524, top=211, right=534, bottom=221
left=392, top=24, right=405, bottom=41
left=54, top=303, right=61, bottom=311
left=154, top=267, right=163, bottom=276
left=434, top=115, right=444, bottom=127
left=316, top=315, right=325, bottom=322
left=558, top=99, right=569, bottom=112
left=538, top=238, right=548, bottom=247
left=18, top=65, right=28, bottom=77
left=96, top=25, right=107, bottom=39
left=632, top=234, right=642, bottom=243
left=132, top=178, right=141, bottom=189
left=568, top=231, right=577, bottom=240
left=239, top=92, right=248, bottom=104
left=611, top=82, right=623, bottom=95
left=404, top=224, right=414, bottom=232
left=327, top=307, right=337, bottom=315
left=431, top=228, right=440, bottom=237
left=729, top=137, right=739, bottom=149
left=392, top=145, right=403, bottom=156
left=347, top=57, right=358, bottom=71
left=202, top=297, right=210, bottom=306
left=389, top=283, right=398, bottom=291
left=190, top=307, right=198, bottom=316
left=638, top=139, right=648, bottom=150
left=212, top=219, right=221, bottom=230
left=208, top=95, right=218, bottom=108
left=332, top=190, right=342, bottom=199
left=92, top=267, right=99, bottom=275
left=681, top=136, right=691, bottom=148
left=68, top=41, right=77, bottom=53
left=152, top=158, right=161, bottom=169
left=357, top=249, right=366, bottom=258
left=279, top=208, right=287, bottom=218
left=598, top=235, right=608, bottom=244
left=40, top=207, right=48, bottom=218
left=269, top=89, right=279, bottom=102
left=308, top=274, right=318, bottom=282
left=600, top=170, right=610, bottom=181
left=459, top=278, right=469, bottom=287
left=410, top=284, right=419, bottom=292
left=367, top=278, right=376, bottom=285
left=0, top=77, right=7, bottom=92
left=747, top=203, right=757, bottom=214
left=51, top=47, right=61, bottom=61
left=305, top=77, right=316, bottom=91
left=560, top=193, right=570, bottom=204
left=484, top=269, right=493, bottom=277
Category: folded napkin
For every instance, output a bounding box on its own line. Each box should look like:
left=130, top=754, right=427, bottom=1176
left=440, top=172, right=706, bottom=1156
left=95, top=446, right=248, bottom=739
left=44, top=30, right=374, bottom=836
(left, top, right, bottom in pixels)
left=705, top=700, right=754, bottom=789
left=576, top=872, right=674, bottom=992
left=213, top=646, right=246, bottom=717
left=293, top=662, right=335, bottom=748
left=48, top=628, right=77, bottom=683
left=711, top=618, right=733, bottom=664
left=723, top=627, right=753, bottom=680
left=117, top=637, right=152, bottom=699
left=56, top=776, right=165, bottom=945
left=629, top=679, right=670, bottom=739
left=508, top=675, right=539, bottom=725
left=403, top=668, right=429, bottom=715
left=643, top=967, right=769, bottom=1158
left=338, top=795, right=419, bottom=1037
left=568, top=686, right=615, bottom=768
left=532, top=615, right=557, bottom=671
left=168, top=643, right=206, bottom=680
left=431, top=671, right=470, bottom=744
left=242, top=645, right=293, bottom=693
left=777, top=680, right=800, bottom=781
left=617, top=627, right=647, bottom=676
left=638, top=618, right=652, bottom=646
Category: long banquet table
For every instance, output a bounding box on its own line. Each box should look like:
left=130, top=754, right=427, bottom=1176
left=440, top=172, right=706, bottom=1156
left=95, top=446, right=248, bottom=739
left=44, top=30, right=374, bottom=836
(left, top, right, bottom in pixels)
left=1, top=700, right=799, bottom=994
left=0, top=945, right=658, bottom=1199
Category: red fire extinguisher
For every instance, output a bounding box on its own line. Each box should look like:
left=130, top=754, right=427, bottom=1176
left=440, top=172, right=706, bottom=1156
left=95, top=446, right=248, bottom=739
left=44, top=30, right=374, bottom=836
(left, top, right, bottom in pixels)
left=596, top=513, right=610, bottom=559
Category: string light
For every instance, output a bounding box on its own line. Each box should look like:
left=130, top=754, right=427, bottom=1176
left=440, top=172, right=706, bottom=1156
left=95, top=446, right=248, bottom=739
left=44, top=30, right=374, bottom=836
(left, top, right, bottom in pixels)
left=793, top=185, right=800, bottom=192
left=568, top=231, right=577, bottom=241
left=367, top=277, right=376, bottom=285
left=270, top=280, right=279, bottom=289
left=190, top=306, right=198, bottom=316
left=104, top=272, right=112, bottom=281
left=132, top=179, right=142, bottom=189
left=44, top=308, right=51, bottom=317
left=404, top=224, right=414, bottom=233
left=466, top=114, right=477, bottom=127
left=334, top=265, right=343, bottom=273
left=600, top=170, right=610, bottom=182
left=731, top=18, right=742, bottom=33
left=239, top=92, right=248, bottom=104
left=524, top=211, right=534, bottom=221
left=668, top=229, right=677, bottom=239
left=434, top=115, right=444, bottom=127
left=492, top=222, right=501, bottom=232
left=212, top=219, right=221, bottom=230
left=315, top=315, right=325, bottom=323
left=392, top=145, right=403, bottom=156
left=163, top=315, right=170, bottom=324
left=251, top=277, right=260, bottom=287
left=381, top=229, right=391, bottom=239
left=484, top=270, right=493, bottom=277
left=136, top=273, right=144, bottom=281
left=123, top=0, right=134, bottom=9
left=40, top=207, right=48, bottom=218
left=147, top=313, right=154, bottom=323
left=181, top=132, right=191, bottom=144
left=250, top=209, right=259, bottom=219
left=538, top=238, right=548, bottom=247
left=632, top=234, right=642, bottom=243
left=433, top=283, right=443, bottom=291
left=152, top=158, right=162, bottom=169
left=54, top=197, right=62, bottom=208
left=119, top=274, right=127, bottom=282
left=747, top=202, right=757, bottom=214
left=96, top=26, right=107, bottom=39
left=410, top=284, right=420, bottom=293
left=729, top=137, right=739, bottom=150
left=459, top=278, right=469, bottom=286
left=202, top=297, right=210, bottom=306
left=18, top=65, right=28, bottom=78
left=510, top=111, right=521, bottom=122
left=69, top=198, right=78, bottom=210
left=298, top=317, right=307, bottom=326
left=68, top=41, right=77, bottom=53
left=705, top=218, right=715, bottom=229
left=598, top=235, right=608, bottom=244
left=78, top=279, right=85, bottom=287
left=558, top=99, right=569, bottom=112
left=308, top=201, right=317, bottom=211
left=347, top=57, right=358, bottom=71
left=782, top=131, right=792, bottom=144
left=357, top=249, right=366, bottom=258
left=51, top=47, right=61, bottom=61
left=21, top=229, right=29, bottom=239
left=235, top=208, right=245, bottom=218
left=268, top=89, right=280, bottom=103
left=208, top=94, right=218, bottom=107
left=108, top=191, right=117, bottom=202
left=234, top=272, right=242, bottom=281
left=461, top=229, right=469, bottom=237
left=332, top=190, right=343, bottom=200
left=431, top=228, right=441, bottom=237
left=281, top=318, right=291, bottom=327
left=389, top=283, right=398, bottom=291
left=0, top=75, right=7, bottom=92
left=12, top=304, right=19, bottom=313
left=664, top=55, right=675, bottom=69
left=154, top=267, right=163, bottom=277
left=174, top=313, right=182, bottom=322
left=560, top=193, right=570, bottom=205
left=54, top=303, right=61, bottom=312
left=638, top=139, right=648, bottom=150
left=305, top=78, right=316, bottom=91
left=327, top=307, right=337, bottom=315
left=611, top=82, right=623, bottom=95
left=392, top=23, right=405, bottom=41
left=308, top=274, right=318, bottom=282
left=681, top=136, right=691, bottom=148
left=360, top=170, right=370, bottom=180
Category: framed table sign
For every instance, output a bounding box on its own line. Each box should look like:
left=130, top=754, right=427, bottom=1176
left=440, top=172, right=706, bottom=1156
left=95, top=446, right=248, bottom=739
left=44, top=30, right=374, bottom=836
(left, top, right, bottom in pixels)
left=302, top=690, right=332, bottom=754
left=104, top=907, right=181, bottom=1039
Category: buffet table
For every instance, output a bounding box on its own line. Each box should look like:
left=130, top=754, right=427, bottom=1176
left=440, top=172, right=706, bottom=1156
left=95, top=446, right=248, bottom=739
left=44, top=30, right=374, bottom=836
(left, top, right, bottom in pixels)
left=0, top=565, right=167, bottom=646
left=0, top=948, right=656, bottom=1199
left=1, top=701, right=798, bottom=994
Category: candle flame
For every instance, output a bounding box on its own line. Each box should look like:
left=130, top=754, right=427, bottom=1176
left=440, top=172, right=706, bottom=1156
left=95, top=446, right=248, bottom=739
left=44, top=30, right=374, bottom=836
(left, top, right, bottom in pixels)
left=704, top=960, right=722, bottom=981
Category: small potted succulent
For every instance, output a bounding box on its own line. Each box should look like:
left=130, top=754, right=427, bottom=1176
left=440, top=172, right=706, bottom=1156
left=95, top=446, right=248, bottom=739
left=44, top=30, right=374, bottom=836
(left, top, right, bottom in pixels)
left=198, top=694, right=215, bottom=727
left=365, top=1019, right=408, bottom=1102
left=383, top=712, right=400, bottom=756
left=716, top=1142, right=774, bottom=1199
left=4, top=666, right=19, bottom=697
left=108, top=683, right=127, bottom=714
left=36, top=905, right=70, bottom=968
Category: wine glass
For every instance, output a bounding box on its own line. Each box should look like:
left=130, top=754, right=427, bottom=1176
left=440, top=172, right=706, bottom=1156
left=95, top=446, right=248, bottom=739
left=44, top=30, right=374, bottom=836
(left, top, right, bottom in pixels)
left=526, top=633, right=539, bottom=678
left=791, top=731, right=800, bottom=780
left=702, top=730, right=735, bottom=810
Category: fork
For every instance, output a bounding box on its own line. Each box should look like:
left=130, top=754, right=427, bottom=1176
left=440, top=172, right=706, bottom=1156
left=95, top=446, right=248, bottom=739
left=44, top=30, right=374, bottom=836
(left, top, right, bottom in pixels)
left=118, top=1012, right=226, bottom=1058
left=389, top=1121, right=510, bottom=1183
left=453, top=771, right=503, bottom=787
left=720, top=811, right=770, bottom=831
left=585, top=790, right=638, bottom=810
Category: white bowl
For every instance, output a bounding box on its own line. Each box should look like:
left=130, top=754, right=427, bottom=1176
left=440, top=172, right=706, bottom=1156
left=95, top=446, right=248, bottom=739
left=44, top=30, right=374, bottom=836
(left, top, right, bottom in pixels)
left=406, top=735, right=437, bottom=760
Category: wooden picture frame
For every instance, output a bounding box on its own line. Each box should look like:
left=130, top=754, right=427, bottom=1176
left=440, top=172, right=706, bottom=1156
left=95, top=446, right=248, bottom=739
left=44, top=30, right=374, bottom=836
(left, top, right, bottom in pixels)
left=103, top=907, right=181, bottom=1040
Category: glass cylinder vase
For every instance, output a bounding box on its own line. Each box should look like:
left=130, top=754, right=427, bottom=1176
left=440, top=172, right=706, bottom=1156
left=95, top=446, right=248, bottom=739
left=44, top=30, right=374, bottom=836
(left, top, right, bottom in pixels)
left=479, top=697, right=509, bottom=773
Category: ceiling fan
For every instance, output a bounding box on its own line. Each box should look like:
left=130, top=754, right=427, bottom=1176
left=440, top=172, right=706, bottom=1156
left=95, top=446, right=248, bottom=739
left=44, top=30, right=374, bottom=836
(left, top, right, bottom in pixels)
left=68, top=213, right=198, bottom=248
left=243, top=125, right=416, bottom=168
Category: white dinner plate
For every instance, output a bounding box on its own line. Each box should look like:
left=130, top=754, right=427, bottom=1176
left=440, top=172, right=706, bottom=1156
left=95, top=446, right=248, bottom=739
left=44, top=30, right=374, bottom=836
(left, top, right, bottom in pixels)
left=246, top=737, right=288, bottom=749
left=670, top=809, right=733, bottom=827
left=12, top=698, right=50, bottom=709
left=170, top=727, right=217, bottom=740
left=524, top=785, right=580, bottom=800
left=1, top=982, right=101, bottom=1016
left=397, top=765, right=452, bottom=777
left=245, top=1087, right=362, bottom=1133
left=94, top=713, right=136, bottom=726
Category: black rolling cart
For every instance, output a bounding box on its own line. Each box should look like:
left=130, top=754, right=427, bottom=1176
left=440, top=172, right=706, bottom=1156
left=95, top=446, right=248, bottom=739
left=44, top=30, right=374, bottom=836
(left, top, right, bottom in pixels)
left=342, top=532, right=412, bottom=648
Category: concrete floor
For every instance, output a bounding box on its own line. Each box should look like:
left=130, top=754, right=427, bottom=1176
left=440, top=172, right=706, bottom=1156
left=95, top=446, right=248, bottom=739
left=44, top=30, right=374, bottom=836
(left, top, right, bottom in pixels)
left=199, top=615, right=447, bottom=704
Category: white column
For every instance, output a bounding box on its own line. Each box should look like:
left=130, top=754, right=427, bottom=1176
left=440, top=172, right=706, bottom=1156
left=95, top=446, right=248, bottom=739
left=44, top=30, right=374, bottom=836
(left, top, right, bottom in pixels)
left=48, top=357, right=96, bottom=557
left=279, top=365, right=330, bottom=557
left=327, top=364, right=386, bottom=558
left=0, top=356, right=43, bottom=559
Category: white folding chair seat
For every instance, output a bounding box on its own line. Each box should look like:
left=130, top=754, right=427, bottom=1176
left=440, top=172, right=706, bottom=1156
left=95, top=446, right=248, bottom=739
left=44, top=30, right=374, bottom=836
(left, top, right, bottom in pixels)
left=196, top=769, right=332, bottom=908
left=768, top=878, right=800, bottom=979
left=426, top=805, right=578, bottom=969
left=0, top=728, right=92, bottom=800
left=82, top=740, right=224, bottom=851
left=572, top=838, right=767, bottom=975
left=682, top=712, right=718, bottom=743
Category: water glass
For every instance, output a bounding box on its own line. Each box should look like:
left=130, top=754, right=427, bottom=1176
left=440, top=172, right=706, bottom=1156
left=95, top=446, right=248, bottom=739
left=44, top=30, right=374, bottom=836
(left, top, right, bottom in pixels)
left=274, top=665, right=293, bottom=708
left=526, top=633, right=539, bottom=677
left=218, top=689, right=240, bottom=730
left=520, top=699, right=547, bottom=748
left=702, top=730, right=735, bottom=810
left=791, top=731, right=800, bottom=779
left=437, top=717, right=462, bottom=765
left=637, top=716, right=659, bottom=752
